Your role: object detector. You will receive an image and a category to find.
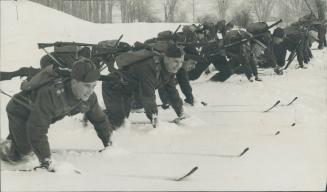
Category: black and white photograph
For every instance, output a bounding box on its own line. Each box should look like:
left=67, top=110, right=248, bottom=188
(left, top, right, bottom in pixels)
left=0, top=0, right=326, bottom=191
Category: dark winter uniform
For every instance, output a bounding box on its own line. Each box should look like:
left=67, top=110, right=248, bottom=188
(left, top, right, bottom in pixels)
left=245, top=22, right=281, bottom=74
left=142, top=31, right=196, bottom=106
left=1, top=59, right=112, bottom=170
left=102, top=51, right=183, bottom=128
left=5, top=80, right=112, bottom=164
left=188, top=39, right=230, bottom=82
left=273, top=25, right=311, bottom=68
left=223, top=29, right=260, bottom=81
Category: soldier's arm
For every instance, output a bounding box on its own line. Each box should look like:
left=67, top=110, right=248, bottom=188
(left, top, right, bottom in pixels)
left=138, top=65, right=158, bottom=121
left=85, top=94, right=112, bottom=147
left=26, top=87, right=55, bottom=164
left=164, top=75, right=184, bottom=117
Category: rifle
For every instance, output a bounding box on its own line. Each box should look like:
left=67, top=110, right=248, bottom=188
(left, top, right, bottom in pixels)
left=38, top=42, right=97, bottom=49
left=284, top=40, right=302, bottom=70
left=38, top=41, right=94, bottom=68
left=0, top=67, right=41, bottom=81
left=267, top=19, right=283, bottom=30
left=304, top=0, right=318, bottom=20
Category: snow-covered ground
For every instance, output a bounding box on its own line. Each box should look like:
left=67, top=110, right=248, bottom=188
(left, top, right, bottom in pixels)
left=1, top=1, right=326, bottom=191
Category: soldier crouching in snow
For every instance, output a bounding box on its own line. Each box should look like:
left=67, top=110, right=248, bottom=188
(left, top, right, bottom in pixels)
left=224, top=24, right=262, bottom=82
left=101, top=42, right=188, bottom=129
left=0, top=58, right=113, bottom=172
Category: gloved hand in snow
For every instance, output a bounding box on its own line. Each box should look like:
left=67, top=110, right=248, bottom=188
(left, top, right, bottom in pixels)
left=172, top=111, right=190, bottom=123
left=99, top=141, right=113, bottom=152
left=151, top=113, right=158, bottom=128
left=34, top=158, right=55, bottom=172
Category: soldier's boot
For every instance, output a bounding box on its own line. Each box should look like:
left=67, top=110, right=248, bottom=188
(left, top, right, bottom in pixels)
left=254, top=76, right=262, bottom=82
left=184, top=97, right=194, bottom=106
left=247, top=76, right=254, bottom=82
left=274, top=67, right=283, bottom=75
left=0, top=140, right=28, bottom=164
left=160, top=103, right=170, bottom=110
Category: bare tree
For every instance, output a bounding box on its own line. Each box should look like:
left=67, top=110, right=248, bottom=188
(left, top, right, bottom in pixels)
left=216, top=0, right=230, bottom=20
left=314, top=0, right=326, bottom=19
left=250, top=0, right=275, bottom=21
left=232, top=8, right=253, bottom=27
left=164, top=0, right=179, bottom=22
left=120, top=0, right=155, bottom=23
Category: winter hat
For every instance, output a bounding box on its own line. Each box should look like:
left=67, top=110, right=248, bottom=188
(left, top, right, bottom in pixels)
left=273, top=27, right=285, bottom=38
left=165, top=43, right=182, bottom=58
left=71, top=58, right=100, bottom=82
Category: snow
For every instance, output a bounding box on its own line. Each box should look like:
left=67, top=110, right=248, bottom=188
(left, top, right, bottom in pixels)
left=1, top=0, right=326, bottom=191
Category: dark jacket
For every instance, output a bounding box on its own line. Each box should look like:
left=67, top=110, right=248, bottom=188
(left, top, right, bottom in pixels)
left=108, top=54, right=183, bottom=119
left=7, top=79, right=112, bottom=163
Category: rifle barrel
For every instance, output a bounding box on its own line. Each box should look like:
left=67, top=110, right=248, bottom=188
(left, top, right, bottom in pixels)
left=267, top=19, right=283, bottom=29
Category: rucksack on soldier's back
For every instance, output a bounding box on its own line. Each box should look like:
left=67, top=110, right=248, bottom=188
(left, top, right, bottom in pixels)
left=20, top=65, right=64, bottom=92
left=246, top=22, right=269, bottom=34
left=115, top=41, right=169, bottom=69
left=224, top=29, right=252, bottom=44
left=284, top=25, right=304, bottom=41
left=115, top=49, right=155, bottom=69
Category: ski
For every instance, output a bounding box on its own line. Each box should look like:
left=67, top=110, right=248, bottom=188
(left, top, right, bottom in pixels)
left=263, top=100, right=280, bottom=113
left=136, top=147, right=250, bottom=158
left=15, top=168, right=82, bottom=174
left=238, top=147, right=250, bottom=157
left=173, top=166, right=198, bottom=181
left=131, top=120, right=178, bottom=125
left=284, top=96, right=298, bottom=106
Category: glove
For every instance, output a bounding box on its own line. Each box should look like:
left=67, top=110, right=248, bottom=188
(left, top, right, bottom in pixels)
left=34, top=158, right=55, bottom=172
left=172, top=112, right=190, bottom=123
left=151, top=113, right=158, bottom=128
left=99, top=141, right=112, bottom=152
left=161, top=103, right=170, bottom=110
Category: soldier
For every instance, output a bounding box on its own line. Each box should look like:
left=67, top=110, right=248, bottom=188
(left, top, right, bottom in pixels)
left=142, top=29, right=198, bottom=106
left=0, top=58, right=113, bottom=172
left=245, top=21, right=283, bottom=75
left=272, top=26, right=311, bottom=69
left=186, top=23, right=231, bottom=82
left=102, top=42, right=187, bottom=129
left=223, top=23, right=262, bottom=82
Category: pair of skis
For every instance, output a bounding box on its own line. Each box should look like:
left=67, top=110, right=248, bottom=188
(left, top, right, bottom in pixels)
left=199, top=97, right=298, bottom=113
left=263, top=97, right=298, bottom=113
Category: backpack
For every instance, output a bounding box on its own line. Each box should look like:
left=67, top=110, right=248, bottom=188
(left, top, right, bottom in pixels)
left=115, top=49, right=155, bottom=69
left=21, top=65, right=63, bottom=91
left=284, top=25, right=304, bottom=41
left=157, top=30, right=173, bottom=40
left=246, top=22, right=269, bottom=34
left=224, top=29, right=251, bottom=44
left=115, top=41, right=170, bottom=69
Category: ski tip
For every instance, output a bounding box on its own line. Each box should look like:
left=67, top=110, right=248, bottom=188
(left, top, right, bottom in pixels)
left=274, top=131, right=280, bottom=135
left=192, top=166, right=199, bottom=171
left=174, top=166, right=199, bottom=181
left=201, top=101, right=208, bottom=106
left=276, top=100, right=281, bottom=104
left=239, top=147, right=250, bottom=157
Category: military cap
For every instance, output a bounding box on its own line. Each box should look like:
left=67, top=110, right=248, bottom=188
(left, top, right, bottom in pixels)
left=71, top=58, right=100, bottom=82
left=272, top=27, right=285, bottom=38
left=165, top=43, right=182, bottom=58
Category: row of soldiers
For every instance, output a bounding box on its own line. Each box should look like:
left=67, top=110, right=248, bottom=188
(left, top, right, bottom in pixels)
left=0, top=13, right=326, bottom=172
